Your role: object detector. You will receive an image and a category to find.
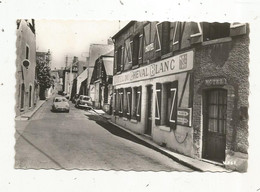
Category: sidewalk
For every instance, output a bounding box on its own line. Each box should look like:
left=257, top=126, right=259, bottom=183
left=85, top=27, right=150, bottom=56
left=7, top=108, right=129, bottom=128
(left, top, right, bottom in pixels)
left=15, top=100, right=46, bottom=121
left=93, top=109, right=229, bottom=172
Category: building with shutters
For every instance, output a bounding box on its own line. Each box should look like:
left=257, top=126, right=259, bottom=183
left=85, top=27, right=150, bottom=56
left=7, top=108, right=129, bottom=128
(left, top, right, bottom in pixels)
left=16, top=19, right=38, bottom=117
left=90, top=50, right=114, bottom=113
left=111, top=21, right=249, bottom=172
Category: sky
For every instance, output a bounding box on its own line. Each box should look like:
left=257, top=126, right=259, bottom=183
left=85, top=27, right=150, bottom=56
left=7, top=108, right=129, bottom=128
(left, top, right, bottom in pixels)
left=35, top=20, right=129, bottom=69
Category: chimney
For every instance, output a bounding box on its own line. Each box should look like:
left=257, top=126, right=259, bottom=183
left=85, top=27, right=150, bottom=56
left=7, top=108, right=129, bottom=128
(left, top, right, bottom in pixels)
left=107, top=38, right=113, bottom=45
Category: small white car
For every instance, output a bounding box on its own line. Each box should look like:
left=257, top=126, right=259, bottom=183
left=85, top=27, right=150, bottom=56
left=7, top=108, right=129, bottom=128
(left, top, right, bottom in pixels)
left=75, top=95, right=93, bottom=110
left=52, top=96, right=70, bottom=112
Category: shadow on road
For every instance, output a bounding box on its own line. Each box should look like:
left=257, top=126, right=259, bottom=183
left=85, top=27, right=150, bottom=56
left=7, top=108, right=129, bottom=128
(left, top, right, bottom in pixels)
left=85, top=114, right=162, bottom=153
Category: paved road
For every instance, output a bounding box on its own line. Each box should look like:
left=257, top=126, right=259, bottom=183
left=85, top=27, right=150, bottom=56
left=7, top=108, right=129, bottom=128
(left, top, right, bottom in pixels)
left=15, top=97, right=192, bottom=171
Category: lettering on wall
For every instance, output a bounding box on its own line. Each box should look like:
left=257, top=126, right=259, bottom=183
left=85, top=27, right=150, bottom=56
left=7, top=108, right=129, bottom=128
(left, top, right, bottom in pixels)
left=113, top=50, right=194, bottom=85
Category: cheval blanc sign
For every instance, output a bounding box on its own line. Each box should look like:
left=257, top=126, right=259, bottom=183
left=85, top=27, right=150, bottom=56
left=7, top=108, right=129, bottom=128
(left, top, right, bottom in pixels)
left=113, top=50, right=194, bottom=86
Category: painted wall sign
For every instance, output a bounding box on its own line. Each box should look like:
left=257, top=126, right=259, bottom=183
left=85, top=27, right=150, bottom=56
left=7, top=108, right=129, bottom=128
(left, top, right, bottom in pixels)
left=204, top=77, right=227, bottom=86
left=113, top=50, right=194, bottom=86
left=177, top=108, right=192, bottom=127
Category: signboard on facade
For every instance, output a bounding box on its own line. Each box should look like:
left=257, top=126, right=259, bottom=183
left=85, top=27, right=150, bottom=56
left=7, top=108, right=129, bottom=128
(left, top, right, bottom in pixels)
left=177, top=108, right=192, bottom=127
left=204, top=77, right=227, bottom=86
left=113, top=50, right=194, bottom=86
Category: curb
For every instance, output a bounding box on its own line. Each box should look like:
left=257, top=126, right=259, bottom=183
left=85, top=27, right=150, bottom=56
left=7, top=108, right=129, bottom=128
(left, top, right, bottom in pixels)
left=89, top=110, right=228, bottom=172
left=107, top=119, right=202, bottom=171
left=19, top=100, right=46, bottom=120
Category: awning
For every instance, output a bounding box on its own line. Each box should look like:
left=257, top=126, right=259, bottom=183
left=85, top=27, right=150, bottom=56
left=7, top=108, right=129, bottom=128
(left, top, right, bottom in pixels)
left=76, top=68, right=88, bottom=94
left=103, top=57, right=114, bottom=76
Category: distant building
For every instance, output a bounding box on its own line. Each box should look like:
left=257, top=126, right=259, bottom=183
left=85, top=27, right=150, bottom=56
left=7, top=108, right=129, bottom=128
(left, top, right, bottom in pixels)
left=90, top=50, right=114, bottom=113
left=112, top=21, right=249, bottom=172
left=87, top=43, right=114, bottom=99
left=15, top=19, right=37, bottom=117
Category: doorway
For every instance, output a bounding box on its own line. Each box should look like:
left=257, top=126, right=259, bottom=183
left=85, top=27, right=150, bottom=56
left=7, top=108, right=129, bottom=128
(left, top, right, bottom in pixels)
left=145, top=85, right=153, bottom=135
left=203, top=89, right=227, bottom=162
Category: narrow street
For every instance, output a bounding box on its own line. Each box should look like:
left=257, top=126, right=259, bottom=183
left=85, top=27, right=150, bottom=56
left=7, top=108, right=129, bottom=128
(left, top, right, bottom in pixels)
left=15, top=96, right=192, bottom=171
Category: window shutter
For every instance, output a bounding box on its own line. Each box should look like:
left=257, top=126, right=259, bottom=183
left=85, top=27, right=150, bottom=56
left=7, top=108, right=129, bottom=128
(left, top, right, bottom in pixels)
left=136, top=86, right=142, bottom=122
left=121, top=47, right=124, bottom=71
left=114, top=89, right=118, bottom=115
left=114, top=51, right=117, bottom=74
left=155, top=22, right=162, bottom=52
left=138, top=34, right=143, bottom=63
left=230, top=23, right=247, bottom=37
left=190, top=22, right=202, bottom=44
left=171, top=22, right=180, bottom=51
left=126, top=87, right=132, bottom=119
left=155, top=83, right=162, bottom=125
left=169, top=81, right=178, bottom=130
left=119, top=88, right=123, bottom=117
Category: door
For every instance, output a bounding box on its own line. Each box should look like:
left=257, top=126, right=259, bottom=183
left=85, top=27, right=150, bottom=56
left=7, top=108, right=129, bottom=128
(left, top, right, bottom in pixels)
left=203, top=89, right=227, bottom=162
left=145, top=85, right=153, bottom=135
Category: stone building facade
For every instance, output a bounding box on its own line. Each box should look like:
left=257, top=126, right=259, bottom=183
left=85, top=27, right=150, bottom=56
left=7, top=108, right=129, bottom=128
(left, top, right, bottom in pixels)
left=111, top=21, right=249, bottom=172
left=16, top=19, right=37, bottom=117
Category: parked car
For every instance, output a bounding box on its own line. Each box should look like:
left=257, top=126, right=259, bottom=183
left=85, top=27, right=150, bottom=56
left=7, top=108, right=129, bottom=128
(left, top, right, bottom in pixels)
left=75, top=95, right=93, bottom=110
left=72, top=94, right=80, bottom=104
left=52, top=96, right=70, bottom=112
left=62, top=92, right=70, bottom=100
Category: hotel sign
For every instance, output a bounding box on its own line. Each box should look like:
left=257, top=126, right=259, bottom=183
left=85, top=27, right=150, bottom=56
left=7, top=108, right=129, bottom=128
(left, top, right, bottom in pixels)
left=113, top=50, right=194, bottom=86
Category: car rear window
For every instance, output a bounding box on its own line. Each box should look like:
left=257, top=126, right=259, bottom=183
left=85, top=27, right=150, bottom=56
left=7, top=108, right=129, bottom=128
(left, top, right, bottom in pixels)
left=83, top=97, right=90, bottom=101
left=55, top=98, right=67, bottom=102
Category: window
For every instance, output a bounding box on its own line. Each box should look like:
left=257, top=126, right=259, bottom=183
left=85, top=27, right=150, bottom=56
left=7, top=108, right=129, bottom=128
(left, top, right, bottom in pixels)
left=206, top=89, right=227, bottom=134
left=143, top=22, right=156, bottom=53
left=161, top=22, right=170, bottom=55
left=144, top=23, right=152, bottom=52
left=26, top=45, right=29, bottom=60
left=155, top=81, right=178, bottom=128
left=132, top=34, right=140, bottom=67
left=124, top=38, right=133, bottom=71
left=203, top=22, right=230, bottom=41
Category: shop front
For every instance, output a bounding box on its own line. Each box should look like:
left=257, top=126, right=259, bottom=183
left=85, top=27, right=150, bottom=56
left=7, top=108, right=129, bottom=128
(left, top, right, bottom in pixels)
left=112, top=50, right=195, bottom=157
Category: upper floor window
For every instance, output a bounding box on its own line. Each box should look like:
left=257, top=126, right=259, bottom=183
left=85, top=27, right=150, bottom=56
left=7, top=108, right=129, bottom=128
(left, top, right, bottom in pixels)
left=124, top=38, right=133, bottom=71
left=203, top=22, right=230, bottom=41
left=132, top=34, right=140, bottom=67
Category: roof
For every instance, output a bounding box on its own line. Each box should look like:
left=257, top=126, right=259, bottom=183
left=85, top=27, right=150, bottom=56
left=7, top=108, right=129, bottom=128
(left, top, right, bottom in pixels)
left=103, top=50, right=114, bottom=57
left=112, top=21, right=135, bottom=39
left=89, top=44, right=114, bottom=67
left=102, top=57, right=114, bottom=76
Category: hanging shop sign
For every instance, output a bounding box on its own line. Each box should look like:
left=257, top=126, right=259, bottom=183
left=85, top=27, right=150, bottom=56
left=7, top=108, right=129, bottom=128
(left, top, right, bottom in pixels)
left=204, top=77, right=227, bottom=86
left=177, top=108, right=192, bottom=127
left=113, top=50, right=194, bottom=86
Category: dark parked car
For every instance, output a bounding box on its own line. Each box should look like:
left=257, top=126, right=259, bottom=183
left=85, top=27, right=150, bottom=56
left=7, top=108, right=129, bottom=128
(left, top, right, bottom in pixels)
left=72, top=94, right=80, bottom=104
left=75, top=95, right=93, bottom=110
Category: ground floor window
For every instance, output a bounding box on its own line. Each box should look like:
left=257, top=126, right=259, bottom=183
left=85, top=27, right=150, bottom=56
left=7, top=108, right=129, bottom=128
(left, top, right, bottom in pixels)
left=155, top=81, right=178, bottom=129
